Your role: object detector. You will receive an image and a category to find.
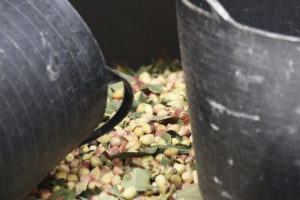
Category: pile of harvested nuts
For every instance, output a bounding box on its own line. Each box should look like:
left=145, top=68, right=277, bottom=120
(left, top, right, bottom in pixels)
left=26, top=59, right=197, bottom=200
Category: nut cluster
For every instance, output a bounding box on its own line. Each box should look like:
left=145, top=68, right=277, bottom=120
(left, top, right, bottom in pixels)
left=26, top=59, right=197, bottom=200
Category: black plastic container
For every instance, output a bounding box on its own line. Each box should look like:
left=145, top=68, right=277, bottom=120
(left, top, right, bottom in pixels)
left=177, top=0, right=300, bottom=199
left=0, top=0, right=132, bottom=199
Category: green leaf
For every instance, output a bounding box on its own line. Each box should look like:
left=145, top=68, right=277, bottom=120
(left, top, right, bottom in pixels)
left=142, top=146, right=159, bottom=154
left=190, top=163, right=196, bottom=171
left=102, top=142, right=108, bottom=149
left=131, top=91, right=149, bottom=112
left=166, top=130, right=182, bottom=142
left=100, top=154, right=112, bottom=169
left=122, top=168, right=154, bottom=192
left=176, top=184, right=203, bottom=200
left=175, top=144, right=191, bottom=154
left=78, top=188, right=100, bottom=199
left=116, top=65, right=135, bottom=76
left=167, top=130, right=182, bottom=139
left=111, top=143, right=189, bottom=161
left=107, top=87, right=113, bottom=102
left=46, top=179, right=66, bottom=188
left=64, top=189, right=77, bottom=200
left=121, top=73, right=134, bottom=84
left=95, top=187, right=102, bottom=194
left=112, top=185, right=121, bottom=196
left=177, top=119, right=184, bottom=126
left=160, top=156, right=169, bottom=167
left=131, top=101, right=139, bottom=112
left=140, top=84, right=164, bottom=94
left=123, top=167, right=134, bottom=174
left=136, top=65, right=150, bottom=76
left=139, top=91, right=149, bottom=103
left=129, top=112, right=145, bottom=120
left=50, top=188, right=76, bottom=200
left=162, top=132, right=172, bottom=144
left=105, top=101, right=121, bottom=114
left=109, top=81, right=123, bottom=92
left=147, top=144, right=190, bottom=154
left=112, top=185, right=124, bottom=200
left=161, top=98, right=172, bottom=105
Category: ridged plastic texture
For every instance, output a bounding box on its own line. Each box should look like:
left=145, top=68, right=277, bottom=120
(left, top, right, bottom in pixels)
left=177, top=0, right=300, bottom=199
left=0, top=0, right=107, bottom=199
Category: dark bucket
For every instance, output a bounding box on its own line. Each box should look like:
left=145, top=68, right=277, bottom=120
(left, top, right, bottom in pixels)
left=176, top=0, right=300, bottom=199
left=0, top=0, right=133, bottom=199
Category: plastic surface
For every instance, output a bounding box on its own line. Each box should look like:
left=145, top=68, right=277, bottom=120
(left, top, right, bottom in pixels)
left=80, top=68, right=133, bottom=146
left=176, top=0, right=300, bottom=200
left=0, top=0, right=132, bottom=199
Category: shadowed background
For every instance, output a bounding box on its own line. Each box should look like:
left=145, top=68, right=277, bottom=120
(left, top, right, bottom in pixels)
left=69, top=0, right=180, bottom=70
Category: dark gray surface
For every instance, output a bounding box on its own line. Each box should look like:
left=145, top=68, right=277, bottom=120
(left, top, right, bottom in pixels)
left=0, top=0, right=132, bottom=199
left=177, top=0, right=300, bottom=200
left=69, top=0, right=180, bottom=69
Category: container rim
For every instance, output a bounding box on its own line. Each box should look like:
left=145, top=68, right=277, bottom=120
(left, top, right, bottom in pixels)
left=182, top=0, right=300, bottom=43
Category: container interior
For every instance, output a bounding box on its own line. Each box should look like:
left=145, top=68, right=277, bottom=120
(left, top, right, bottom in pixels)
left=69, top=0, right=180, bottom=70
left=190, top=0, right=300, bottom=37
